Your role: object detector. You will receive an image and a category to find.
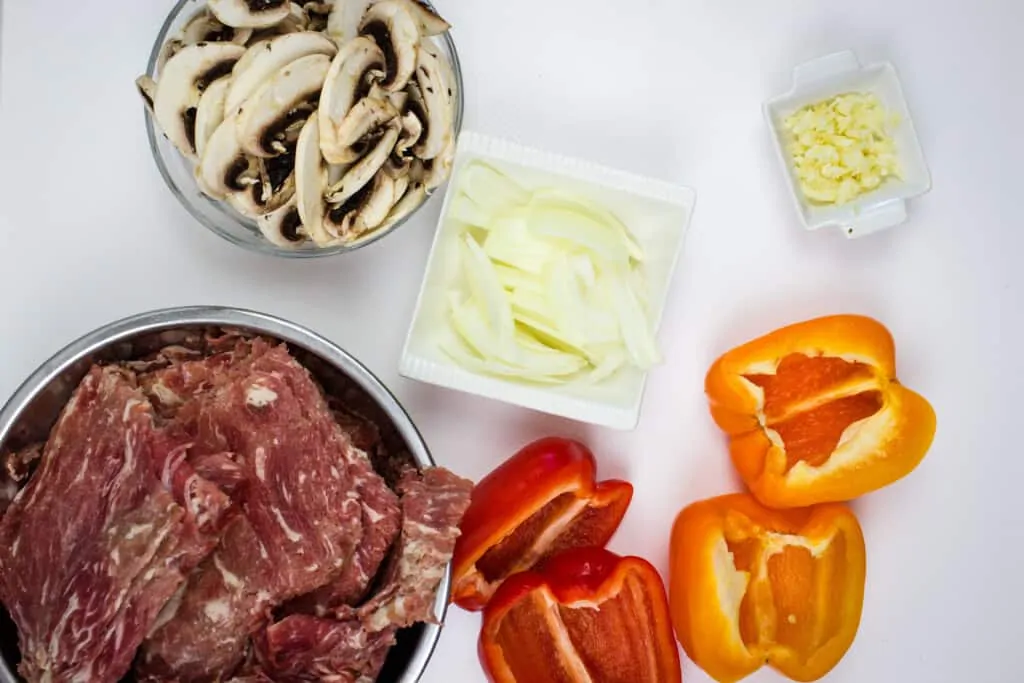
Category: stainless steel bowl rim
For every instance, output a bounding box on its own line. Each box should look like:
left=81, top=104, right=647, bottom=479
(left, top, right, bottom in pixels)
left=143, top=0, right=466, bottom=259
left=0, top=306, right=449, bottom=683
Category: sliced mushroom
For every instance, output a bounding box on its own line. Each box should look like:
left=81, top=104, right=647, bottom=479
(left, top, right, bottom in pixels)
left=259, top=196, right=308, bottom=247
left=197, top=113, right=258, bottom=199
left=326, top=0, right=372, bottom=45
left=248, top=2, right=310, bottom=40
left=419, top=37, right=456, bottom=102
left=235, top=53, right=331, bottom=158
left=323, top=171, right=398, bottom=241
left=405, top=0, right=451, bottom=36
left=384, top=114, right=420, bottom=178
left=358, top=0, right=420, bottom=92
left=259, top=149, right=300, bottom=211
left=224, top=153, right=297, bottom=217
left=318, top=36, right=386, bottom=163
left=410, top=40, right=452, bottom=160
left=392, top=173, right=411, bottom=202
left=156, top=38, right=186, bottom=73
left=325, top=117, right=401, bottom=203
left=225, top=186, right=264, bottom=218
left=330, top=95, right=399, bottom=163
left=156, top=9, right=253, bottom=73
left=153, top=42, right=246, bottom=159
left=396, top=108, right=423, bottom=156
left=194, top=76, right=232, bottom=159
left=388, top=89, right=409, bottom=111
left=302, top=2, right=333, bottom=32
left=422, top=131, right=454, bottom=190
left=181, top=8, right=254, bottom=44
left=225, top=31, right=337, bottom=115
left=295, top=112, right=329, bottom=246
left=327, top=162, right=349, bottom=186
left=136, top=75, right=157, bottom=115
left=380, top=178, right=426, bottom=230
left=207, top=0, right=291, bottom=28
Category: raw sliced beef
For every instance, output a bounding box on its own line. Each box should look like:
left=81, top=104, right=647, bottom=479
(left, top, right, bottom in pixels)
left=256, top=615, right=396, bottom=682
left=284, top=444, right=401, bottom=616
left=256, top=467, right=472, bottom=681
left=0, top=443, right=42, bottom=516
left=138, top=341, right=364, bottom=681
left=0, top=366, right=230, bottom=683
left=362, top=467, right=474, bottom=631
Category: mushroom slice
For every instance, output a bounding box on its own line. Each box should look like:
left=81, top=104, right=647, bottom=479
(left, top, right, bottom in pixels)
left=181, top=8, right=254, bottom=44
left=326, top=0, right=372, bottom=45
left=380, top=178, right=426, bottom=230
left=156, top=38, right=185, bottom=73
left=303, top=2, right=333, bottom=32
left=197, top=113, right=257, bottom=199
left=194, top=76, right=232, bottom=159
left=323, top=171, right=398, bottom=241
left=411, top=41, right=453, bottom=160
left=318, top=36, right=386, bottom=163
left=260, top=149, right=299, bottom=212
left=384, top=115, right=420, bottom=179
left=225, top=185, right=268, bottom=218
left=136, top=75, right=157, bottom=115
left=235, top=53, right=331, bottom=158
left=396, top=108, right=424, bottom=156
left=388, top=89, right=409, bottom=111
left=259, top=196, right=308, bottom=248
left=224, top=31, right=337, bottom=115
left=295, top=112, right=329, bottom=246
left=406, top=0, right=451, bottom=36
left=331, top=95, right=399, bottom=163
left=153, top=42, right=245, bottom=159
left=422, top=132, right=454, bottom=190
left=222, top=157, right=296, bottom=217
left=358, top=0, right=420, bottom=92
left=325, top=118, right=401, bottom=203
left=208, top=0, right=291, bottom=28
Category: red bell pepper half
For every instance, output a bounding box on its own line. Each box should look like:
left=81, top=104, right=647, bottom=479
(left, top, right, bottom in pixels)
left=452, top=437, right=633, bottom=611
left=479, top=547, right=682, bottom=683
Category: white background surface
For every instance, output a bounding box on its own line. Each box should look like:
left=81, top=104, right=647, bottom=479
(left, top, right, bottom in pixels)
left=0, top=1, right=1020, bottom=681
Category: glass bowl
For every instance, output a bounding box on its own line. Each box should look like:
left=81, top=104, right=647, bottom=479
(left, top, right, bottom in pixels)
left=142, top=0, right=465, bottom=258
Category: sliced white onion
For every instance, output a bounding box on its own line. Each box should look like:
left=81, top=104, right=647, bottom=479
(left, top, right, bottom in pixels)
left=441, top=161, right=660, bottom=385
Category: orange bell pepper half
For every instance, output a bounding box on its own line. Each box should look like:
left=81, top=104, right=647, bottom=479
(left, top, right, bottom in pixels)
left=669, top=493, right=866, bottom=683
left=452, top=437, right=633, bottom=611
left=705, top=314, right=936, bottom=507
left=480, top=547, right=682, bottom=683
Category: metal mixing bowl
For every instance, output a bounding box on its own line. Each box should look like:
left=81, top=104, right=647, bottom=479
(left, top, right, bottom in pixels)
left=0, top=306, right=449, bottom=683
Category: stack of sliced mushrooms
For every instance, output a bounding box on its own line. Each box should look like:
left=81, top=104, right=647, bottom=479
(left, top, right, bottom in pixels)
left=138, top=0, right=456, bottom=249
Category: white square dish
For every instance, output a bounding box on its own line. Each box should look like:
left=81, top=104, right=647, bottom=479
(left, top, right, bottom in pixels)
left=764, top=50, right=931, bottom=239
left=399, top=131, right=696, bottom=430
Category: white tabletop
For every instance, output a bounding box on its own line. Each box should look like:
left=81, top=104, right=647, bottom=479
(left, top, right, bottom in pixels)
left=0, top=1, right=1020, bottom=681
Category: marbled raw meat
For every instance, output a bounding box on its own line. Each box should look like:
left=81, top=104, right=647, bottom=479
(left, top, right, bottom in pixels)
left=284, top=443, right=401, bottom=616
left=138, top=341, right=364, bottom=681
left=0, top=366, right=230, bottom=683
left=256, top=467, right=472, bottom=681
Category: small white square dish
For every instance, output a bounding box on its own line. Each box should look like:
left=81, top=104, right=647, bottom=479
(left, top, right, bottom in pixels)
left=399, top=131, right=696, bottom=430
left=764, top=49, right=931, bottom=239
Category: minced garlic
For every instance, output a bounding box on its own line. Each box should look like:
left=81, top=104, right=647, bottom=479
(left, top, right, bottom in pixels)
left=783, top=92, right=902, bottom=205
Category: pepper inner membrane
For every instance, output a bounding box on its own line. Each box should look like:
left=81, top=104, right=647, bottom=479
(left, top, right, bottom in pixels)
left=476, top=492, right=578, bottom=582
left=493, top=573, right=663, bottom=682
left=559, top=572, right=662, bottom=681
left=745, top=354, right=883, bottom=471
left=494, top=591, right=577, bottom=683
left=725, top=528, right=849, bottom=659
